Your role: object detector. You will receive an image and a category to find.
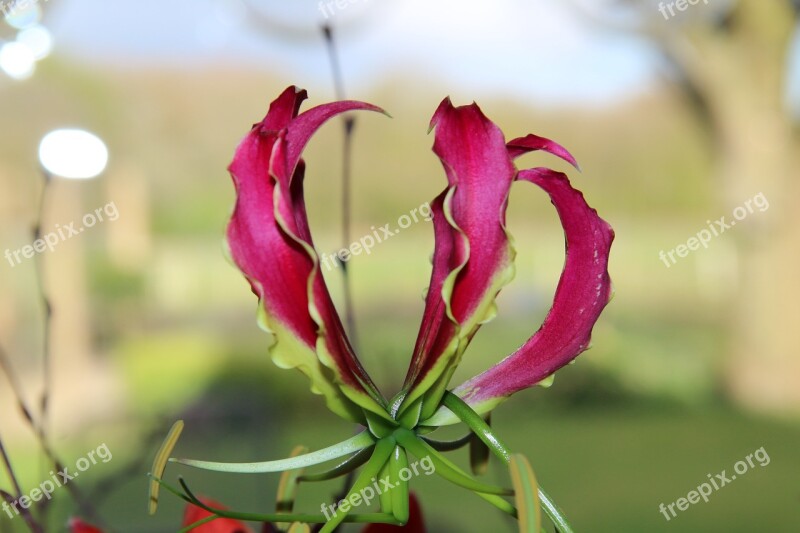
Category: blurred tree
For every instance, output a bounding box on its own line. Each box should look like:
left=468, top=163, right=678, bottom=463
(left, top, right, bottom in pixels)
left=571, top=0, right=800, bottom=414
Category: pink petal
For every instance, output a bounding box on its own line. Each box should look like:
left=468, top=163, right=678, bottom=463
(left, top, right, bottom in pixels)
left=506, top=133, right=580, bottom=170
left=451, top=167, right=613, bottom=415
left=226, top=87, right=388, bottom=422
left=400, top=98, right=516, bottom=418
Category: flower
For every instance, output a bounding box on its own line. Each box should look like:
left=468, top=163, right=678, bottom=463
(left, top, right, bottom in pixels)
left=68, top=518, right=105, bottom=533
left=225, top=87, right=613, bottom=427
left=182, top=498, right=254, bottom=532
left=156, top=86, right=613, bottom=532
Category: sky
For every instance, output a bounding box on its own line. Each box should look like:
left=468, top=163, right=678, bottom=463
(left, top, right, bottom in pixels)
left=3, top=0, right=800, bottom=110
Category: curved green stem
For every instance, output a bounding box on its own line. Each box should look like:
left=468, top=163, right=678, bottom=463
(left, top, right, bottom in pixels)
left=394, top=429, right=512, bottom=497
left=422, top=432, right=473, bottom=452
left=171, top=431, right=375, bottom=473
left=321, top=437, right=398, bottom=532
left=178, top=514, right=218, bottom=533
left=149, top=474, right=399, bottom=525
left=538, top=487, right=573, bottom=533
left=442, top=393, right=510, bottom=462
left=442, top=392, right=575, bottom=533
left=298, top=446, right=373, bottom=483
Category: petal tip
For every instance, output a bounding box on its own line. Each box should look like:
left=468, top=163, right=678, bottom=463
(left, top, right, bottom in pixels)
left=428, top=96, right=453, bottom=133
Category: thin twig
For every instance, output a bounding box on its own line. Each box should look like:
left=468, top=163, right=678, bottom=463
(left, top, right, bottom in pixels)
left=322, top=26, right=362, bottom=533
left=0, top=364, right=45, bottom=533
left=0, top=345, right=104, bottom=527
left=32, top=171, right=53, bottom=523
left=322, top=24, right=359, bottom=351
left=0, top=432, right=24, bottom=498
left=1, top=488, right=44, bottom=533
left=33, top=172, right=53, bottom=438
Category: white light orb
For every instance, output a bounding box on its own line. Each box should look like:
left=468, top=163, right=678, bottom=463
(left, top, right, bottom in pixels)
left=17, top=25, right=53, bottom=60
left=39, top=129, right=109, bottom=179
left=4, top=3, right=42, bottom=29
left=0, top=41, right=35, bottom=79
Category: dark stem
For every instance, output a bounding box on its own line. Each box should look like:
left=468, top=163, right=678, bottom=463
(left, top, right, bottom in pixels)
left=340, top=117, right=357, bottom=349
left=0, top=355, right=45, bottom=533
left=1, top=488, right=44, bottom=533
left=0, top=432, right=24, bottom=500
left=0, top=432, right=44, bottom=532
left=322, top=28, right=361, bottom=533
left=322, top=24, right=359, bottom=351
left=34, top=172, right=52, bottom=432
left=322, top=25, right=346, bottom=102
left=0, top=345, right=104, bottom=528
left=33, top=171, right=53, bottom=523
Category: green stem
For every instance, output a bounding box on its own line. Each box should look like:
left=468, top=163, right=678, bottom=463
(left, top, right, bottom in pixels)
left=442, top=392, right=575, bottom=533
left=171, top=431, right=375, bottom=473
left=422, top=432, right=473, bottom=451
left=393, top=430, right=516, bottom=518
left=395, top=429, right=512, bottom=497
left=321, top=437, right=398, bottom=532
left=178, top=514, right=218, bottom=533
left=149, top=475, right=398, bottom=525
left=298, top=446, right=372, bottom=483
left=538, top=487, right=573, bottom=533
left=442, top=393, right=510, bottom=462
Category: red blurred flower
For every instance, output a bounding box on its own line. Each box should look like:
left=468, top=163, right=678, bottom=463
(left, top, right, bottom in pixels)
left=182, top=497, right=254, bottom=532
left=70, top=498, right=253, bottom=533
left=68, top=518, right=104, bottom=533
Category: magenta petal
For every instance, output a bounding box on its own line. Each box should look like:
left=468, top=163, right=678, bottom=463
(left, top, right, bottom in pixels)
left=400, top=98, right=517, bottom=417
left=272, top=99, right=385, bottom=191
left=442, top=167, right=613, bottom=418
left=226, top=87, right=388, bottom=422
left=506, top=134, right=580, bottom=170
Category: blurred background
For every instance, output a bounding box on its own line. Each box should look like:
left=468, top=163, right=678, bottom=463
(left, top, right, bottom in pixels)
left=1, top=0, right=799, bottom=531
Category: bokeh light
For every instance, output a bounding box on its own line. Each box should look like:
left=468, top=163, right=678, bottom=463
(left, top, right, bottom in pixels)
left=16, top=24, right=53, bottom=60
left=3, top=2, right=42, bottom=30
left=0, top=40, right=36, bottom=79
left=38, top=129, right=109, bottom=179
